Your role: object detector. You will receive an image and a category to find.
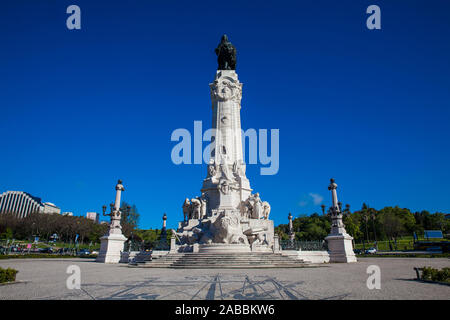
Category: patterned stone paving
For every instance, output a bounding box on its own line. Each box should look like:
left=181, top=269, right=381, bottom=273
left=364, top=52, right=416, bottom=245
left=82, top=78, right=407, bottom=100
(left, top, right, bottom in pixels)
left=0, top=257, right=449, bottom=300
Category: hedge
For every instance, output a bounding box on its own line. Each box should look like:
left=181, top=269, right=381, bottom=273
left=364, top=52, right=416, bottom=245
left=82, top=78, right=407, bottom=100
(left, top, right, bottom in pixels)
left=421, top=267, right=450, bottom=283
left=0, top=267, right=18, bottom=283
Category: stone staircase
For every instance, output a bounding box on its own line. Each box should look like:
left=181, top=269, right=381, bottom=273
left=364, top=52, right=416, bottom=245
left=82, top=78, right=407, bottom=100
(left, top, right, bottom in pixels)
left=128, top=252, right=309, bottom=268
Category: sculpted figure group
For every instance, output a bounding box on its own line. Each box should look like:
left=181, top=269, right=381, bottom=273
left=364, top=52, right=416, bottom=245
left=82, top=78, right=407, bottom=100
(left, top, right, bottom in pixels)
left=241, top=193, right=271, bottom=220
left=182, top=196, right=207, bottom=221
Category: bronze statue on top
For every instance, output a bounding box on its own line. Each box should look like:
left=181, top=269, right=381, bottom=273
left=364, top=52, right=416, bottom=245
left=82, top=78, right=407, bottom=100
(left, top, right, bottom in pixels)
left=215, top=34, right=236, bottom=70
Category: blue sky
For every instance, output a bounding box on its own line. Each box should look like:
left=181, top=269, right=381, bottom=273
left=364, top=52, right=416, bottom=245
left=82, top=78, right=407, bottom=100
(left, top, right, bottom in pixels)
left=1, top=0, right=449, bottom=229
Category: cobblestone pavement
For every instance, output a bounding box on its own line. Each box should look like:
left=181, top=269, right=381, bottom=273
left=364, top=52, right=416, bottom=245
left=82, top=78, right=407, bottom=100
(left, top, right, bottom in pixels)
left=0, top=257, right=449, bottom=300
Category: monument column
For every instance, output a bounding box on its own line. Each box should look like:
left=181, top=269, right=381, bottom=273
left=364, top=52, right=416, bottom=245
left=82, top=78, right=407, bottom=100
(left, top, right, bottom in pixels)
left=176, top=35, right=273, bottom=255
left=325, top=178, right=357, bottom=263
left=96, top=179, right=128, bottom=263
left=201, top=37, right=253, bottom=214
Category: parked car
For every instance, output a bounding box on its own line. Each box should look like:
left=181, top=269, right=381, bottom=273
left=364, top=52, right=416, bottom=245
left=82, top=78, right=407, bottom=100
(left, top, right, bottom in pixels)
left=78, top=249, right=91, bottom=256
left=365, top=247, right=377, bottom=254
left=39, top=247, right=54, bottom=254
left=353, top=249, right=362, bottom=254
left=91, top=250, right=99, bottom=255
left=0, top=246, right=6, bottom=255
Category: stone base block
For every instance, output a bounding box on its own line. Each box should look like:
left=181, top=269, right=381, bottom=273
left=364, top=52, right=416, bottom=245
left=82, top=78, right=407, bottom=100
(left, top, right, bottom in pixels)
left=281, top=250, right=330, bottom=263
left=251, top=244, right=272, bottom=252
left=199, top=243, right=251, bottom=253
left=96, top=233, right=127, bottom=264
left=325, top=234, right=357, bottom=263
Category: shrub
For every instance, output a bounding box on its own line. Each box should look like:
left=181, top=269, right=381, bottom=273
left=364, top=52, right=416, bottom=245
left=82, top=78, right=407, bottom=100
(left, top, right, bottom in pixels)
left=421, top=267, right=450, bottom=283
left=0, top=267, right=18, bottom=283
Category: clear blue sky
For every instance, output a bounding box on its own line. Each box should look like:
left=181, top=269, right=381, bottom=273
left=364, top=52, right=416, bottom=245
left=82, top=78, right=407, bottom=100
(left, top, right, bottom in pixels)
left=1, top=0, right=449, bottom=229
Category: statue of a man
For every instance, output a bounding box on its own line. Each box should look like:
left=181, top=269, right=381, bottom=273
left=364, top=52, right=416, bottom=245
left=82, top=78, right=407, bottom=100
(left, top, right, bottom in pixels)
left=215, top=34, right=237, bottom=70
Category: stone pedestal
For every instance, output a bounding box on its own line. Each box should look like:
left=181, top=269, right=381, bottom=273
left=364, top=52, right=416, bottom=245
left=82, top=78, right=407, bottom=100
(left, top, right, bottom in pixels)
left=273, top=234, right=281, bottom=253
left=170, top=233, right=178, bottom=253
left=96, top=233, right=127, bottom=263
left=199, top=243, right=251, bottom=253
left=325, top=234, right=357, bottom=263
left=324, top=178, right=357, bottom=263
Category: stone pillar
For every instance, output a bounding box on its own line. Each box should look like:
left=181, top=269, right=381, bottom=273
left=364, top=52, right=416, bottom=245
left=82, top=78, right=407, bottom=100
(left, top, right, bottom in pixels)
left=160, top=213, right=168, bottom=244
left=114, top=181, right=124, bottom=211
left=324, top=179, right=357, bottom=263
left=273, top=234, right=281, bottom=253
left=288, top=212, right=295, bottom=243
left=96, top=179, right=127, bottom=263
left=201, top=70, right=252, bottom=213
left=170, top=232, right=177, bottom=253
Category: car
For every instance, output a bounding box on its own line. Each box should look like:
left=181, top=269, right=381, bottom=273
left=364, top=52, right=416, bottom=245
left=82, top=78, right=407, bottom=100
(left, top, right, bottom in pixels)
left=78, top=249, right=91, bottom=256
left=353, top=249, right=362, bottom=254
left=365, top=247, right=377, bottom=254
left=91, top=250, right=99, bottom=255
left=39, top=247, right=54, bottom=254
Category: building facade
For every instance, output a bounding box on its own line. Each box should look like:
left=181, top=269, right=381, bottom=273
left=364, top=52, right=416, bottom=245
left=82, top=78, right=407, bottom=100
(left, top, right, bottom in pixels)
left=0, top=191, right=61, bottom=218
left=42, top=202, right=61, bottom=214
left=86, top=212, right=99, bottom=223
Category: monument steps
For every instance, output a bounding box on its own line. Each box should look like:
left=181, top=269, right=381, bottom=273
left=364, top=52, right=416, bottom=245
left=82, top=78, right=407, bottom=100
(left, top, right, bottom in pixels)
left=129, top=252, right=309, bottom=268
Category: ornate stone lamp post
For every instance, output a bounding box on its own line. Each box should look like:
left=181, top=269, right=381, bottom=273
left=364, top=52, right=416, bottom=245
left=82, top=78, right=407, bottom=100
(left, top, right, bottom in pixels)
left=324, top=178, right=357, bottom=263
left=288, top=213, right=295, bottom=245
left=160, top=213, right=168, bottom=244
left=96, top=179, right=128, bottom=263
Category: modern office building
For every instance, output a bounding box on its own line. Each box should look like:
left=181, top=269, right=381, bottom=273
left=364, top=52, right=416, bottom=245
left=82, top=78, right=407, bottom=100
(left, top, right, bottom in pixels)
left=0, top=191, right=61, bottom=218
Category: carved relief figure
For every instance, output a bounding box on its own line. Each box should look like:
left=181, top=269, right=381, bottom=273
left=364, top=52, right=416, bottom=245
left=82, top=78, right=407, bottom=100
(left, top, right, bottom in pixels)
left=219, top=154, right=233, bottom=181
left=262, top=201, right=271, bottom=220
left=212, top=212, right=248, bottom=245
left=251, top=193, right=263, bottom=219
left=208, top=163, right=217, bottom=177
left=182, top=198, right=191, bottom=221
left=220, top=180, right=230, bottom=195
left=190, top=198, right=202, bottom=219
left=200, top=197, right=207, bottom=219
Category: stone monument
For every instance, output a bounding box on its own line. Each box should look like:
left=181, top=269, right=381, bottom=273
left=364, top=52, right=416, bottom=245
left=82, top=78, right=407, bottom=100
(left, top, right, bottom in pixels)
left=324, top=178, right=357, bottom=263
left=174, top=35, right=274, bottom=254
left=96, top=179, right=127, bottom=263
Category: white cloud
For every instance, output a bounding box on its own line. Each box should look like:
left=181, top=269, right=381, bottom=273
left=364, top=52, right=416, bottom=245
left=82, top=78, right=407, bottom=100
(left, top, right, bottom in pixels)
left=309, top=193, right=324, bottom=205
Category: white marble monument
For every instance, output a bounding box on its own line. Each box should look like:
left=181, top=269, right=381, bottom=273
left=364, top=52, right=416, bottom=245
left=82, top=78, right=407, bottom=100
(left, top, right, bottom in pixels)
left=175, top=35, right=274, bottom=254
left=325, top=178, right=357, bottom=263
left=96, top=179, right=127, bottom=263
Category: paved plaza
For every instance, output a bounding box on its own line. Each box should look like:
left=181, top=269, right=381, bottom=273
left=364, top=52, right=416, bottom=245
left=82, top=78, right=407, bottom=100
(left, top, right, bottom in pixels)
left=0, top=257, right=449, bottom=300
